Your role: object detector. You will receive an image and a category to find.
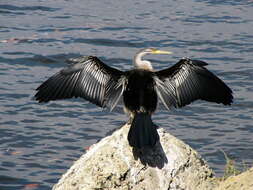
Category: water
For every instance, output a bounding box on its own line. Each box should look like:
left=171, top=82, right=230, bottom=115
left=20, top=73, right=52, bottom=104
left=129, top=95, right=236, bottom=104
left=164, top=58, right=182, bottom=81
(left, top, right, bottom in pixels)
left=0, top=0, right=253, bottom=189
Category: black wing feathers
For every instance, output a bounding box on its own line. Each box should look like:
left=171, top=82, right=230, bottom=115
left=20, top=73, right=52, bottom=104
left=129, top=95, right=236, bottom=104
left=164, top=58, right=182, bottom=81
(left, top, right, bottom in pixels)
left=35, top=56, right=125, bottom=111
left=155, top=58, right=233, bottom=109
left=35, top=56, right=233, bottom=111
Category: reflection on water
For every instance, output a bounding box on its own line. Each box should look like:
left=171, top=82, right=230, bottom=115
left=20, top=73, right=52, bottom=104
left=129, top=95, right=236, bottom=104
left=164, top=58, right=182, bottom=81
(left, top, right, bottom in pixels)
left=0, top=0, right=253, bottom=189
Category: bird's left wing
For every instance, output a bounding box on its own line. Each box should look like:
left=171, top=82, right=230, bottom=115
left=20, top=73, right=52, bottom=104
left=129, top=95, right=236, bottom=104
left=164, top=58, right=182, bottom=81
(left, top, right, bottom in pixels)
left=35, top=56, right=126, bottom=111
left=154, top=58, right=233, bottom=109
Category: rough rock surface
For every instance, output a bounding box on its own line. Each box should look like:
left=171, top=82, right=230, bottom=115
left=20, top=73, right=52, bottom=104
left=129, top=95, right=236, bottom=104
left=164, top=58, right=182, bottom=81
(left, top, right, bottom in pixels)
left=215, top=167, right=253, bottom=190
left=53, top=124, right=216, bottom=190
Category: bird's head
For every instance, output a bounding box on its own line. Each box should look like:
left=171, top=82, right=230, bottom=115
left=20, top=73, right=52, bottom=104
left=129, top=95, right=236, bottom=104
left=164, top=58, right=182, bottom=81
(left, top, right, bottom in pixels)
left=134, top=48, right=172, bottom=70
left=141, top=48, right=173, bottom=55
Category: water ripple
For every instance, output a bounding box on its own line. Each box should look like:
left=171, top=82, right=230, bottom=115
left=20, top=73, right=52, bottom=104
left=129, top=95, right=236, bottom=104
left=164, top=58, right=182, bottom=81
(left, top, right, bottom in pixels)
left=0, top=4, right=60, bottom=12
left=195, top=0, right=253, bottom=6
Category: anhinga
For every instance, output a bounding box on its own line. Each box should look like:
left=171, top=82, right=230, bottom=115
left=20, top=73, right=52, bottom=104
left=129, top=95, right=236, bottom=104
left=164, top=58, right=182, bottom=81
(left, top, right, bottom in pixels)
left=35, top=48, right=233, bottom=148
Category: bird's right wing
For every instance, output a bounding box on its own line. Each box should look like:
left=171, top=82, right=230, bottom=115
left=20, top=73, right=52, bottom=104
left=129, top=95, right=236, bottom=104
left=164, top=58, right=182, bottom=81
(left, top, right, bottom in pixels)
left=35, top=56, right=126, bottom=111
left=154, top=58, right=233, bottom=110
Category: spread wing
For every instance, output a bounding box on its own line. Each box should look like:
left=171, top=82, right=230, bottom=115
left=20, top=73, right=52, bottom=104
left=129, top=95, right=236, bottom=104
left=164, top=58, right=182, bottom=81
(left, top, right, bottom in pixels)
left=154, top=58, right=233, bottom=109
left=35, top=56, right=126, bottom=111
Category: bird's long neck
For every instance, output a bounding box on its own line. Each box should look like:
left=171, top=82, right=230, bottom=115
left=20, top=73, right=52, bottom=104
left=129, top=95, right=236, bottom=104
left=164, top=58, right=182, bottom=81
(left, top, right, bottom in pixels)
left=134, top=52, right=153, bottom=71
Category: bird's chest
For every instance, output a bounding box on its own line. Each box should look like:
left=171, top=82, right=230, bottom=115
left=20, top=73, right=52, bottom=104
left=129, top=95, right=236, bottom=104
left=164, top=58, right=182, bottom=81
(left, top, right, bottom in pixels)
left=123, top=70, right=157, bottom=112
left=125, top=70, right=154, bottom=91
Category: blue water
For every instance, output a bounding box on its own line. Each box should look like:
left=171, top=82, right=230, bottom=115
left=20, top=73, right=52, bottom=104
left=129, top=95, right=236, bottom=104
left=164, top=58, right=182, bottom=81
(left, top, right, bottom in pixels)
left=0, top=0, right=253, bottom=189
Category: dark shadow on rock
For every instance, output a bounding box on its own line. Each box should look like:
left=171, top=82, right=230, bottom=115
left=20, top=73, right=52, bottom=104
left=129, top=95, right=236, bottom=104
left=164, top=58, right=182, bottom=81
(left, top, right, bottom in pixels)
left=132, top=140, right=168, bottom=169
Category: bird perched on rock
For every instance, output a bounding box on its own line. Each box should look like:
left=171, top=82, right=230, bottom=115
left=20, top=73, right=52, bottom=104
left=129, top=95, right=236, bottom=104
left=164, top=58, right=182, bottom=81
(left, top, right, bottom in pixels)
left=35, top=48, right=233, bottom=149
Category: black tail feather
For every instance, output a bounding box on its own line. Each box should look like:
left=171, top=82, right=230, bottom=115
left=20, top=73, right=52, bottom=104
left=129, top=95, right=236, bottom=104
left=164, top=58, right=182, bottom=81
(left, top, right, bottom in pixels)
left=128, top=113, right=159, bottom=148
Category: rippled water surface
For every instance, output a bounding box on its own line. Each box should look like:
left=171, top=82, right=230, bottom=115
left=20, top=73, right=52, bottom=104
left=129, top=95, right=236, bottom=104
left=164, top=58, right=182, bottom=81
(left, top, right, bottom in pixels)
left=1, top=0, right=253, bottom=189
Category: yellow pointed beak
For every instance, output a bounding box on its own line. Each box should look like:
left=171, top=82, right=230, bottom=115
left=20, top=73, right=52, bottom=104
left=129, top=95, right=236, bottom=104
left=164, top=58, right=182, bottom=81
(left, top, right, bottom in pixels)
left=152, top=49, right=173, bottom=55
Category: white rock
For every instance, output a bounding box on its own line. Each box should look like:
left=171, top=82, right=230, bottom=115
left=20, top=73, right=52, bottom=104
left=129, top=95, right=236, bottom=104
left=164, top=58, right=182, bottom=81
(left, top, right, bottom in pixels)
left=53, top=124, right=215, bottom=190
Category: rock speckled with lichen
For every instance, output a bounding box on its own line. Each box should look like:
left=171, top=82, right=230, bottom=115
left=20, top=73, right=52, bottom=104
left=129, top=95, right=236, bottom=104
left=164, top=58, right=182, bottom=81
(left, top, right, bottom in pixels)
left=53, top=124, right=216, bottom=190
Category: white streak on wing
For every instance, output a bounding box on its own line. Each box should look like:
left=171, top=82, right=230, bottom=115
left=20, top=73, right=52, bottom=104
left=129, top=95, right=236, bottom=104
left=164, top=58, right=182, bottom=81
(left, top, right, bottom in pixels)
left=111, top=78, right=126, bottom=111
left=79, top=57, right=125, bottom=108
left=153, top=76, right=177, bottom=109
left=174, top=75, right=181, bottom=105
